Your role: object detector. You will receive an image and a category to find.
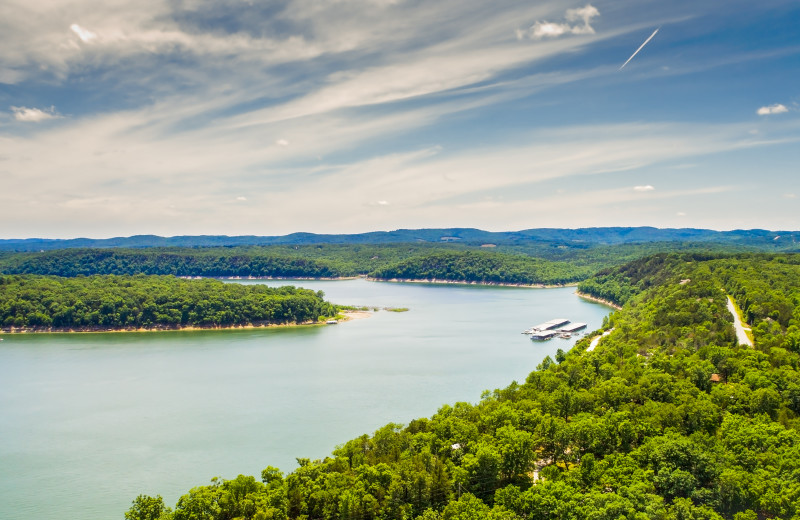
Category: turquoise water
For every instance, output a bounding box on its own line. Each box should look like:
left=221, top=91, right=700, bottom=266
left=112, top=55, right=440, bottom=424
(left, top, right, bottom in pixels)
left=0, top=280, right=611, bottom=520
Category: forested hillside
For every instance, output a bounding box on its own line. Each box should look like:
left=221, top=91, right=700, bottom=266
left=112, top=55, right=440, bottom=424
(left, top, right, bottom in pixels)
left=0, top=242, right=770, bottom=287
left=0, top=246, right=592, bottom=286
left=3, top=227, right=799, bottom=251
left=369, top=251, right=591, bottom=285
left=126, top=253, right=800, bottom=520
left=0, top=275, right=335, bottom=331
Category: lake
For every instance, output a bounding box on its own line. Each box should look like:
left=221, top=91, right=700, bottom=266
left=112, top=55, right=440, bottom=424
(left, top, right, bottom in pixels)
left=0, top=279, right=611, bottom=520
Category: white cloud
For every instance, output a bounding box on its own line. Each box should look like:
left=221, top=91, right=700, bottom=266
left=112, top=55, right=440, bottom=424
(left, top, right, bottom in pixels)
left=10, top=105, right=60, bottom=122
left=70, top=24, right=97, bottom=43
left=2, top=1, right=798, bottom=236
left=1, top=113, right=794, bottom=236
left=785, top=193, right=796, bottom=199
left=633, top=185, right=655, bottom=192
left=0, top=0, right=557, bottom=88
left=677, top=212, right=687, bottom=216
left=0, top=0, right=615, bottom=136
left=757, top=104, right=788, bottom=115
left=566, top=5, right=600, bottom=27
left=521, top=4, right=599, bottom=40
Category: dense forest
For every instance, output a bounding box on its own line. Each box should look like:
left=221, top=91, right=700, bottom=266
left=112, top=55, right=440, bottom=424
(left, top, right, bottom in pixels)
left=0, top=275, right=336, bottom=331
left=123, top=253, right=800, bottom=520
left=2, top=227, right=799, bottom=251
left=0, top=242, right=772, bottom=287
left=369, top=251, right=590, bottom=285
left=0, top=246, right=593, bottom=286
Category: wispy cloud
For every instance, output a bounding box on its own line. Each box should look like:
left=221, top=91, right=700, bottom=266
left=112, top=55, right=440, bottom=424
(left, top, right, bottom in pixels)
left=0, top=0, right=552, bottom=87
left=633, top=185, right=655, bottom=192
left=757, top=104, right=788, bottom=115
left=2, top=0, right=798, bottom=236
left=519, top=4, right=599, bottom=40
left=10, top=106, right=61, bottom=122
left=0, top=112, right=794, bottom=236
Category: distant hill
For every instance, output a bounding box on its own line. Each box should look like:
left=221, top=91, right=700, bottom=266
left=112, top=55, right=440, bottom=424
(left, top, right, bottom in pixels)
left=1, top=227, right=798, bottom=251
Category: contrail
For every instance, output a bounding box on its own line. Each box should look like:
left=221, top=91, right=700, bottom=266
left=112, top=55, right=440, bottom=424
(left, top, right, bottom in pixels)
left=619, top=27, right=660, bottom=70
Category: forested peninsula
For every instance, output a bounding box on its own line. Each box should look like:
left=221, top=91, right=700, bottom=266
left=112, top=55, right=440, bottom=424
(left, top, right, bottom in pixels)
left=0, top=275, right=336, bottom=332
left=124, top=252, right=800, bottom=520
left=0, top=244, right=603, bottom=332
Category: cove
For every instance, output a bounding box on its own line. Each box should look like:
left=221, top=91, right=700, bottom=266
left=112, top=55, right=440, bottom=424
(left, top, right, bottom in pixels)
left=0, top=279, right=611, bottom=520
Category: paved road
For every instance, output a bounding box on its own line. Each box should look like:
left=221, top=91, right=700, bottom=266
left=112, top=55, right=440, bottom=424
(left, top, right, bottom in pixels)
left=726, top=295, right=753, bottom=347
left=588, top=328, right=614, bottom=351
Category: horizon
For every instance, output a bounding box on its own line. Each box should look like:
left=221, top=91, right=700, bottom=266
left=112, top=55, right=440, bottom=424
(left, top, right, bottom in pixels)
left=2, top=0, right=798, bottom=237
left=2, top=224, right=799, bottom=242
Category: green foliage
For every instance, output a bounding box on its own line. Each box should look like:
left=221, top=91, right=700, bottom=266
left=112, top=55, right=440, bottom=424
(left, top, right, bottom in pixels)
left=125, top=495, right=171, bottom=520
left=3, top=235, right=792, bottom=288
left=3, top=227, right=799, bottom=252
left=120, top=253, right=800, bottom=519
left=369, top=250, right=590, bottom=285
left=0, top=274, right=335, bottom=331
left=0, top=245, right=594, bottom=286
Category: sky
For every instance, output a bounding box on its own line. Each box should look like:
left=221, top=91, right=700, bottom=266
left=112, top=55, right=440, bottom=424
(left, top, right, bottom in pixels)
left=1, top=0, right=798, bottom=239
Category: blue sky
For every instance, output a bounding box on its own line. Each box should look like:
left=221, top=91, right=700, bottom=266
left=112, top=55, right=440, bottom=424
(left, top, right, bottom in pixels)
left=1, top=0, right=798, bottom=238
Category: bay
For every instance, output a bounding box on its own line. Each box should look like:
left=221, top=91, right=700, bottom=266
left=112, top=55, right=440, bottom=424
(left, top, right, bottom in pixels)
left=0, top=279, right=610, bottom=520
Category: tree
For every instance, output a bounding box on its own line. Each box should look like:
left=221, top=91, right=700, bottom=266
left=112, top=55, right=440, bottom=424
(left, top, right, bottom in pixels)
left=125, top=494, right=171, bottom=520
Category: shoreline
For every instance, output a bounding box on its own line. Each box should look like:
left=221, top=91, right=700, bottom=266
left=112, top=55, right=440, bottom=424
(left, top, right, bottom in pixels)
left=167, top=275, right=582, bottom=290
left=575, top=291, right=622, bottom=310
left=341, top=310, right=371, bottom=321
left=0, top=312, right=372, bottom=335
left=0, top=279, right=607, bottom=335
left=211, top=276, right=362, bottom=281
left=366, top=277, right=578, bottom=289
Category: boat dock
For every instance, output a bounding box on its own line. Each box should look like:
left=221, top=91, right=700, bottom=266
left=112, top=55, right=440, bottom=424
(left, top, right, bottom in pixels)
left=531, top=318, right=570, bottom=331
left=524, top=318, right=587, bottom=340
left=530, top=330, right=558, bottom=340
left=558, top=322, right=587, bottom=333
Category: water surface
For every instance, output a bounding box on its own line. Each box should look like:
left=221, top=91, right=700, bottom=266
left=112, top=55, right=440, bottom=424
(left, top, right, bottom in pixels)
left=0, top=279, right=610, bottom=520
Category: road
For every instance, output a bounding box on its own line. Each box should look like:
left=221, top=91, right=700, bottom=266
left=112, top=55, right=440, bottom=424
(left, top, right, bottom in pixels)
left=726, top=295, right=753, bottom=347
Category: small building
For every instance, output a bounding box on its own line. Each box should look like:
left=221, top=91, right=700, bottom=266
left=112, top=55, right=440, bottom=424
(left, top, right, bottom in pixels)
left=710, top=373, right=721, bottom=383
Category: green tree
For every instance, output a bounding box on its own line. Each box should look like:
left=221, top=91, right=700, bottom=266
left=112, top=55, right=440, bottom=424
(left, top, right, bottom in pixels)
left=125, top=495, right=171, bottom=520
